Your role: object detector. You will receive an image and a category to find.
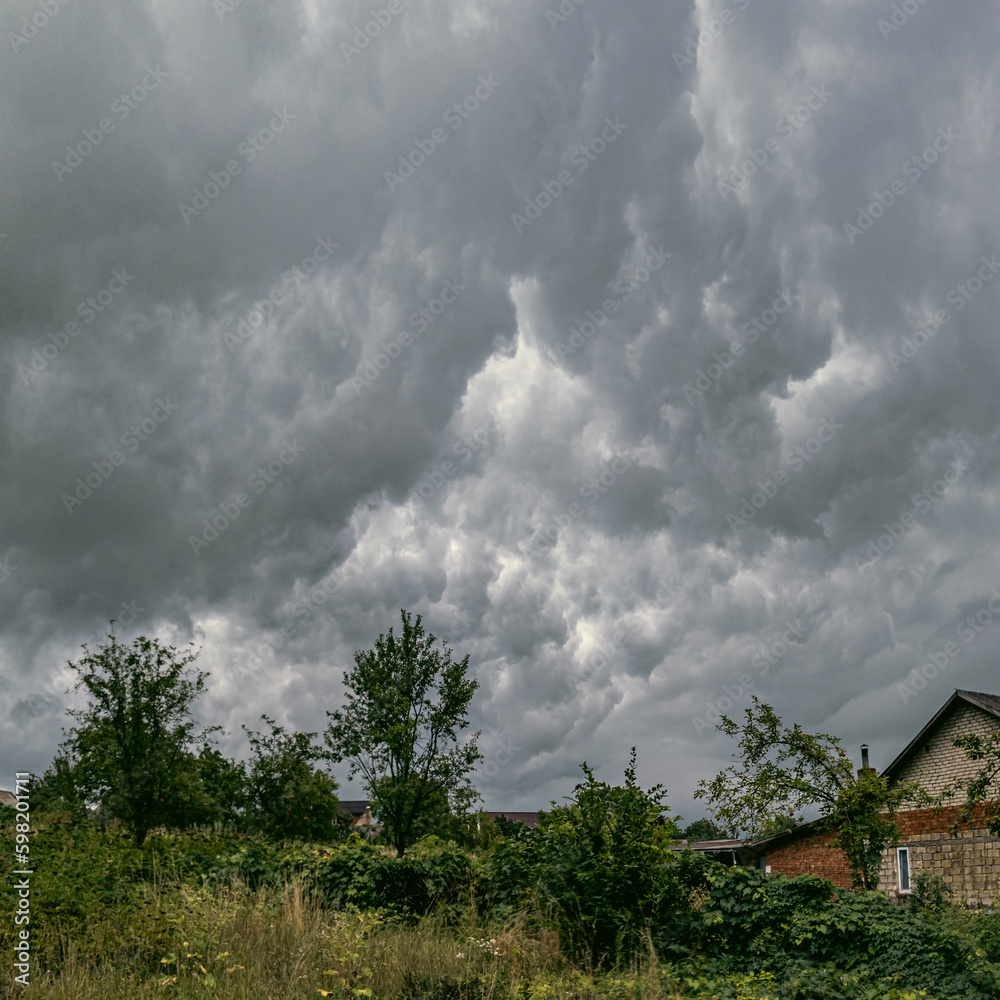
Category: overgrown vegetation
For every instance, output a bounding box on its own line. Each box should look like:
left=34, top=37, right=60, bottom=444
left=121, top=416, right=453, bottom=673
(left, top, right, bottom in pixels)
left=5, top=620, right=1000, bottom=998
left=696, top=696, right=931, bottom=889
left=3, top=800, right=1000, bottom=1000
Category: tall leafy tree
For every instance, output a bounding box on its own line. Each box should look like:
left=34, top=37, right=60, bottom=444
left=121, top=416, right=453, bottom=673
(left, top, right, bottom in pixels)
left=325, top=609, right=482, bottom=855
left=60, top=625, right=215, bottom=846
left=696, top=697, right=928, bottom=889
left=242, top=715, right=341, bottom=840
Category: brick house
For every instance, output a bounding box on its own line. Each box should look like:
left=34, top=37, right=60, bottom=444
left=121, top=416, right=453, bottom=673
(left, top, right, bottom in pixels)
left=337, top=800, right=377, bottom=834
left=754, top=689, right=1000, bottom=904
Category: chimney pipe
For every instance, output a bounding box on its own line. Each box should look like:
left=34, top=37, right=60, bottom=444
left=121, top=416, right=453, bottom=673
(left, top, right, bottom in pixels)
left=857, top=743, right=873, bottom=779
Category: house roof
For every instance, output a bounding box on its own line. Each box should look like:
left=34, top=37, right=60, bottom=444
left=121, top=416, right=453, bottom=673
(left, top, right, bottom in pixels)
left=337, top=800, right=370, bottom=815
left=487, top=811, right=539, bottom=829
left=681, top=838, right=747, bottom=851
left=749, top=689, right=1000, bottom=853
left=882, top=689, right=1000, bottom=780
left=748, top=820, right=823, bottom=850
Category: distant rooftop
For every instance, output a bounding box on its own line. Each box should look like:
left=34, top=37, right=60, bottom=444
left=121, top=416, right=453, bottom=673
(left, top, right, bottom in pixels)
left=487, top=811, right=539, bottom=829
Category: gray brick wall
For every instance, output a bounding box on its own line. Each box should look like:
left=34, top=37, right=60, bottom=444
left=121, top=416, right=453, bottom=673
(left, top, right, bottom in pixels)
left=892, top=699, right=1000, bottom=800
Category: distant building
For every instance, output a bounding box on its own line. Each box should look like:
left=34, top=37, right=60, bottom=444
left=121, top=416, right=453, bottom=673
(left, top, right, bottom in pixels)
left=756, top=689, right=1000, bottom=903
left=337, top=800, right=377, bottom=833
left=487, top=811, right=539, bottom=829
left=673, top=838, right=758, bottom=867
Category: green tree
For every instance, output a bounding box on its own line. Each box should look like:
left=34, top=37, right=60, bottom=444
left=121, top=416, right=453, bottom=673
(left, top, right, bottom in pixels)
left=28, top=753, right=89, bottom=822
left=243, top=715, right=340, bottom=840
left=951, top=730, right=1000, bottom=836
left=60, top=625, right=215, bottom=846
left=484, top=749, right=685, bottom=965
left=696, top=697, right=928, bottom=889
left=158, top=744, right=247, bottom=830
left=324, top=609, right=482, bottom=855
left=682, top=817, right=730, bottom=841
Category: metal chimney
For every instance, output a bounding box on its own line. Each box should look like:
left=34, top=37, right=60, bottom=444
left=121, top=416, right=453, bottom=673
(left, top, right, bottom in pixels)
left=857, top=743, right=872, bottom=779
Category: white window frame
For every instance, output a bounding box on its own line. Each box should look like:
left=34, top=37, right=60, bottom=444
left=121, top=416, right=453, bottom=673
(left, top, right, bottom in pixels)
left=897, top=846, right=911, bottom=894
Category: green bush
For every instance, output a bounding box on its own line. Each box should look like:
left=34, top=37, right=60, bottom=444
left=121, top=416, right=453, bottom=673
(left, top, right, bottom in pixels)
left=483, top=751, right=695, bottom=967
left=317, top=835, right=475, bottom=918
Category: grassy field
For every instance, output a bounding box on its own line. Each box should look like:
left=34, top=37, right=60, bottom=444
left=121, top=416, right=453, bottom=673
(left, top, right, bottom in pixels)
left=0, top=878, right=946, bottom=1000
left=2, top=815, right=993, bottom=999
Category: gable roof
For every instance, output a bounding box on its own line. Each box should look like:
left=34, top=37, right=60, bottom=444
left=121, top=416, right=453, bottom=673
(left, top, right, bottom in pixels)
left=882, top=689, right=1000, bottom=781
left=748, top=689, right=1000, bottom=853
left=337, top=800, right=370, bottom=815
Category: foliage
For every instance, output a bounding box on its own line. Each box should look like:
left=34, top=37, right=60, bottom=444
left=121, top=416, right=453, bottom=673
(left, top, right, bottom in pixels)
left=242, top=714, right=343, bottom=840
left=483, top=749, right=690, bottom=966
left=696, top=697, right=928, bottom=889
left=59, top=624, right=215, bottom=846
left=316, top=834, right=475, bottom=919
left=27, top=752, right=91, bottom=821
left=910, top=868, right=953, bottom=911
left=3, top=804, right=1000, bottom=999
left=676, top=862, right=1000, bottom=997
left=681, top=817, right=729, bottom=841
left=952, top=730, right=1000, bottom=836
left=325, top=609, right=483, bottom=856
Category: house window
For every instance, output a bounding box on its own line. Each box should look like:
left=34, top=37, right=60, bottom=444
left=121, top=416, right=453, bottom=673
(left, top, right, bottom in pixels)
left=897, top=847, right=911, bottom=894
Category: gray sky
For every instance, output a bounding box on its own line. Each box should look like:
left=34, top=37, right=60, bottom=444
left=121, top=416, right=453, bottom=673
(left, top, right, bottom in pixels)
left=3, top=0, right=1000, bottom=822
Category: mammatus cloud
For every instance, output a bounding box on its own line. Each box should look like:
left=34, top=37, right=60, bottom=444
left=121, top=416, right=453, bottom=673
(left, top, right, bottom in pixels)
left=2, top=0, right=1000, bottom=820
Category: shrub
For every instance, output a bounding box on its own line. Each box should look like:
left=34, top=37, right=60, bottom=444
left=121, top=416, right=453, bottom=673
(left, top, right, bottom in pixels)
left=317, top=835, right=475, bottom=919
left=483, top=750, right=695, bottom=967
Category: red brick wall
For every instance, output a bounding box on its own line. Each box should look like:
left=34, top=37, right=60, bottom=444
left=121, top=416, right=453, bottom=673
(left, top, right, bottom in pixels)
left=763, top=827, right=854, bottom=887
left=764, top=804, right=999, bottom=900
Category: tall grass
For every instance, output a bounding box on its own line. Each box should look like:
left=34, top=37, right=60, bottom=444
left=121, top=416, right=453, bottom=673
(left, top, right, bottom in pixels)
left=7, top=878, right=683, bottom=1000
